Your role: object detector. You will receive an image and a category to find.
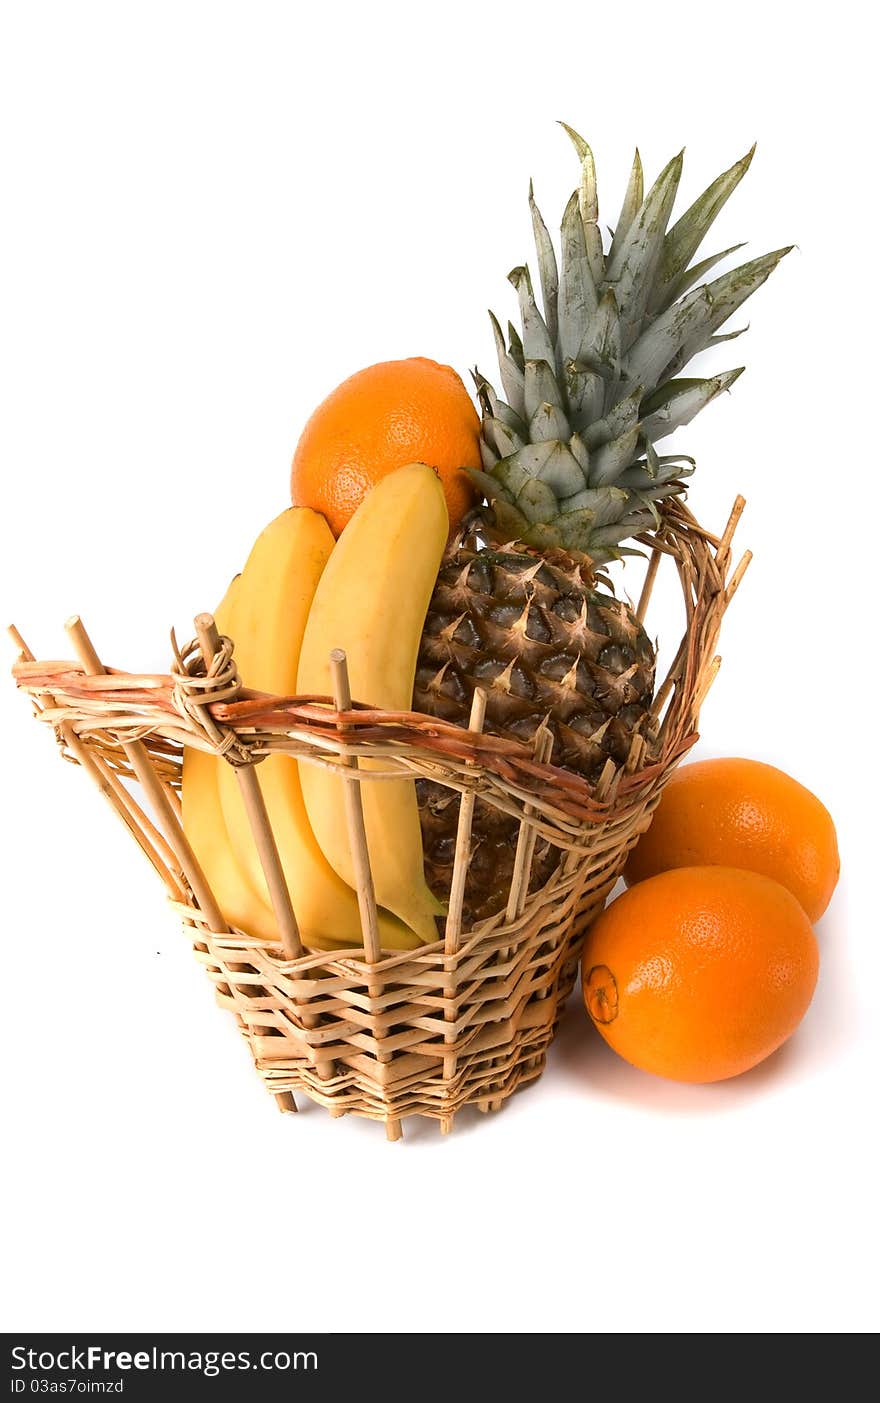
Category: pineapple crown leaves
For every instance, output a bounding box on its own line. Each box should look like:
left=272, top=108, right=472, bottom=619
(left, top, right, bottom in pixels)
left=471, top=125, right=792, bottom=562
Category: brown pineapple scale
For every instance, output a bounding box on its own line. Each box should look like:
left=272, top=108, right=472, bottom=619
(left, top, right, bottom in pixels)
left=415, top=548, right=657, bottom=925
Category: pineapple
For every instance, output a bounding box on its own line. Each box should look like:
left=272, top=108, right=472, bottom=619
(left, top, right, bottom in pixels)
left=416, top=544, right=656, bottom=921
left=415, top=127, right=790, bottom=924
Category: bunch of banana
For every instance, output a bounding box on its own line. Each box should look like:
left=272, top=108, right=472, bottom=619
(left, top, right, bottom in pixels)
left=181, top=464, right=448, bottom=952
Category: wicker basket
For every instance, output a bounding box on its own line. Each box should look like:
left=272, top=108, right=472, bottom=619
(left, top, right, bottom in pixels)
left=10, top=497, right=749, bottom=1138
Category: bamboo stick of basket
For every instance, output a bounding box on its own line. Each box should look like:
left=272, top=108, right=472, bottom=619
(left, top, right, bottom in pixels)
left=636, top=546, right=663, bottom=624
left=440, top=687, right=487, bottom=1130
left=64, top=616, right=229, bottom=933
left=443, top=688, right=488, bottom=955
left=192, top=613, right=302, bottom=961
left=330, top=648, right=411, bottom=1140
left=476, top=722, right=556, bottom=1113
left=7, top=625, right=188, bottom=902
left=505, top=723, right=554, bottom=925
left=190, top=613, right=304, bottom=1112
left=329, top=649, right=381, bottom=964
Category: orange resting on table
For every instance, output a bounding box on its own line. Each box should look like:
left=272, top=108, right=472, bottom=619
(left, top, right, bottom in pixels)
left=582, top=865, right=819, bottom=1083
left=625, top=757, right=839, bottom=922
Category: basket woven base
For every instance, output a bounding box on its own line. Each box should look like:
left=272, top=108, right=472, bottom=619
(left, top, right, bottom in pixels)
left=187, top=846, right=630, bottom=1137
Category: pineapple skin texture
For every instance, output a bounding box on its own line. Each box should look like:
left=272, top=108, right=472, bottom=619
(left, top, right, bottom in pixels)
left=415, top=547, right=657, bottom=923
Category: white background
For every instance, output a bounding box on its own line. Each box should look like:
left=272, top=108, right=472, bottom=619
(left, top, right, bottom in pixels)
left=1, top=0, right=876, bottom=1336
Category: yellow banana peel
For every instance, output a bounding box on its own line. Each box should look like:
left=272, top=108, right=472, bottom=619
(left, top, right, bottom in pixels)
left=217, top=507, right=421, bottom=951
left=297, top=465, right=448, bottom=942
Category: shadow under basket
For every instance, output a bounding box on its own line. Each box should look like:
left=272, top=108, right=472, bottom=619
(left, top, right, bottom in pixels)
left=11, top=498, right=750, bottom=1139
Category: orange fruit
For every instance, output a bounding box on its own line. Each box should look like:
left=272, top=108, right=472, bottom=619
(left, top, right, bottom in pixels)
left=290, top=357, right=480, bottom=538
left=624, top=757, right=839, bottom=922
left=582, top=866, right=819, bottom=1083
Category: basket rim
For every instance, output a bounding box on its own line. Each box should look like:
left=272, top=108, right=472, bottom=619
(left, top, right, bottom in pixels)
left=11, top=495, right=749, bottom=839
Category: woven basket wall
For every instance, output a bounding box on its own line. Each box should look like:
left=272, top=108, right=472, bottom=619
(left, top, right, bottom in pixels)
left=11, top=498, right=749, bottom=1138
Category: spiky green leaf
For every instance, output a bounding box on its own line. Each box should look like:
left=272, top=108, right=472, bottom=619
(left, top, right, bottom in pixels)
left=488, top=310, right=525, bottom=418
left=583, top=387, right=643, bottom=450
left=493, top=454, right=538, bottom=501
left=515, top=474, right=562, bottom=524
left=569, top=432, right=590, bottom=475
left=617, top=456, right=695, bottom=490
left=640, top=370, right=744, bottom=441
left=558, top=191, right=598, bottom=363
left=559, top=122, right=590, bottom=165
left=559, top=123, right=604, bottom=286
left=507, top=323, right=524, bottom=372
left=564, top=359, right=604, bottom=426
left=707, top=325, right=748, bottom=348
left=524, top=359, right=566, bottom=419
left=485, top=497, right=533, bottom=542
left=589, top=506, right=665, bottom=549
left=511, top=440, right=586, bottom=497
left=477, top=136, right=789, bottom=558
left=529, top=183, right=559, bottom=350
left=557, top=485, right=629, bottom=526
left=479, top=438, right=498, bottom=470
left=658, top=242, right=746, bottom=311
left=626, top=246, right=792, bottom=388
left=579, top=288, right=622, bottom=376
left=465, top=466, right=515, bottom=507
left=521, top=509, right=605, bottom=553
left=669, top=249, right=791, bottom=373
left=474, top=371, right=527, bottom=437
left=483, top=416, right=525, bottom=459
left=530, top=400, right=572, bottom=443
left=590, top=424, right=642, bottom=486
left=608, top=149, right=644, bottom=269
left=509, top=265, right=556, bottom=367
left=651, top=146, right=755, bottom=312
left=605, top=151, right=683, bottom=339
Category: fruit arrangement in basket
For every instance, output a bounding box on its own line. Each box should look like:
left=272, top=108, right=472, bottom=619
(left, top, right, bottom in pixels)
left=11, top=126, right=838, bottom=1135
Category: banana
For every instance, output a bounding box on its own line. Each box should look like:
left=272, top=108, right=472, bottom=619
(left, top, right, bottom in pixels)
left=297, top=464, right=448, bottom=942
left=217, top=507, right=421, bottom=951
left=181, top=576, right=279, bottom=942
